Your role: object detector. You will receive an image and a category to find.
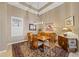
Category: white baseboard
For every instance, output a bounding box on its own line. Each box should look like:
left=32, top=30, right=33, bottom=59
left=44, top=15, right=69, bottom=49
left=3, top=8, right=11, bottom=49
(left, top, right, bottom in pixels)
left=8, top=40, right=28, bottom=46
left=0, top=50, right=7, bottom=54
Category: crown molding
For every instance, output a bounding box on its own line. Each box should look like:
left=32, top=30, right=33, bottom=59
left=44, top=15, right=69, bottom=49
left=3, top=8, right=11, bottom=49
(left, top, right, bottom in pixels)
left=7, top=2, right=38, bottom=14
left=7, top=2, right=64, bottom=15
left=39, top=2, right=64, bottom=15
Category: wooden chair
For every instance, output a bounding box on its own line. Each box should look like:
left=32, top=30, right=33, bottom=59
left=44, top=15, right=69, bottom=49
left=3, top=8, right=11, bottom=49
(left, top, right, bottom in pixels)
left=50, top=33, right=57, bottom=43
left=58, top=36, right=68, bottom=51
left=32, top=35, right=38, bottom=49
left=27, top=32, right=33, bottom=48
left=45, top=33, right=56, bottom=43
left=27, top=32, right=39, bottom=49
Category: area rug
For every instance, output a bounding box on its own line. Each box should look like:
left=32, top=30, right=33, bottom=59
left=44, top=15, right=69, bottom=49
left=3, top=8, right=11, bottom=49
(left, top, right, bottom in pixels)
left=12, top=41, right=69, bottom=57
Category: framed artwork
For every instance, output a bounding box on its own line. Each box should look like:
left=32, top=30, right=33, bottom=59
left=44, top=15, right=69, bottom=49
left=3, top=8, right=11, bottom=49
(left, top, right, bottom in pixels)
left=65, top=16, right=74, bottom=26
left=29, top=24, right=36, bottom=31
left=45, top=23, right=56, bottom=32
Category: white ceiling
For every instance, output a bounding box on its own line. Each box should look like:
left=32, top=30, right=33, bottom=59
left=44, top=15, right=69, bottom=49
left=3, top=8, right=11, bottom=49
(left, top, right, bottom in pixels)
left=25, top=2, right=48, bottom=9
left=7, top=2, right=64, bottom=15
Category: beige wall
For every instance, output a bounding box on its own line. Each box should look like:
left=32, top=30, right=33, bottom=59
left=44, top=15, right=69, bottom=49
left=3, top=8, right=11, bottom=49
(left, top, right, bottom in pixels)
left=7, top=4, right=27, bottom=43
left=7, top=4, right=40, bottom=43
left=40, top=3, right=79, bottom=51
left=0, top=3, right=8, bottom=51
left=40, top=2, right=79, bottom=36
left=0, top=3, right=40, bottom=51
left=70, top=3, right=79, bottom=35
left=40, top=3, right=72, bottom=34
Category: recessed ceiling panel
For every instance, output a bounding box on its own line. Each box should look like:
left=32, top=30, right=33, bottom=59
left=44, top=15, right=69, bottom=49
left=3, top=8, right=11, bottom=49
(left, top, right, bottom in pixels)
left=25, top=2, right=48, bottom=10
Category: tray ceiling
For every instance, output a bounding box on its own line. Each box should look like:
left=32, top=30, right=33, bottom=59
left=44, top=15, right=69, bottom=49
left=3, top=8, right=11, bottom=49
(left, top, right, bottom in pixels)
left=8, top=2, right=64, bottom=15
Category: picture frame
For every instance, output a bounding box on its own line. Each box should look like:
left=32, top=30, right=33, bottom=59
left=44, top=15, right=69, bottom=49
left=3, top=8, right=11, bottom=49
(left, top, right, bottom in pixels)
left=29, top=24, right=36, bottom=31
left=65, top=16, right=74, bottom=26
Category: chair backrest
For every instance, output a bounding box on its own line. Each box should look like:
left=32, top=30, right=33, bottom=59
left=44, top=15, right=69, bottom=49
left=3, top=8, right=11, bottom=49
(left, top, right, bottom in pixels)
left=58, top=36, right=68, bottom=51
left=27, top=32, right=33, bottom=42
left=45, top=33, right=57, bottom=43
left=27, top=32, right=38, bottom=49
left=32, top=35, right=38, bottom=49
left=38, top=32, right=45, bottom=36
